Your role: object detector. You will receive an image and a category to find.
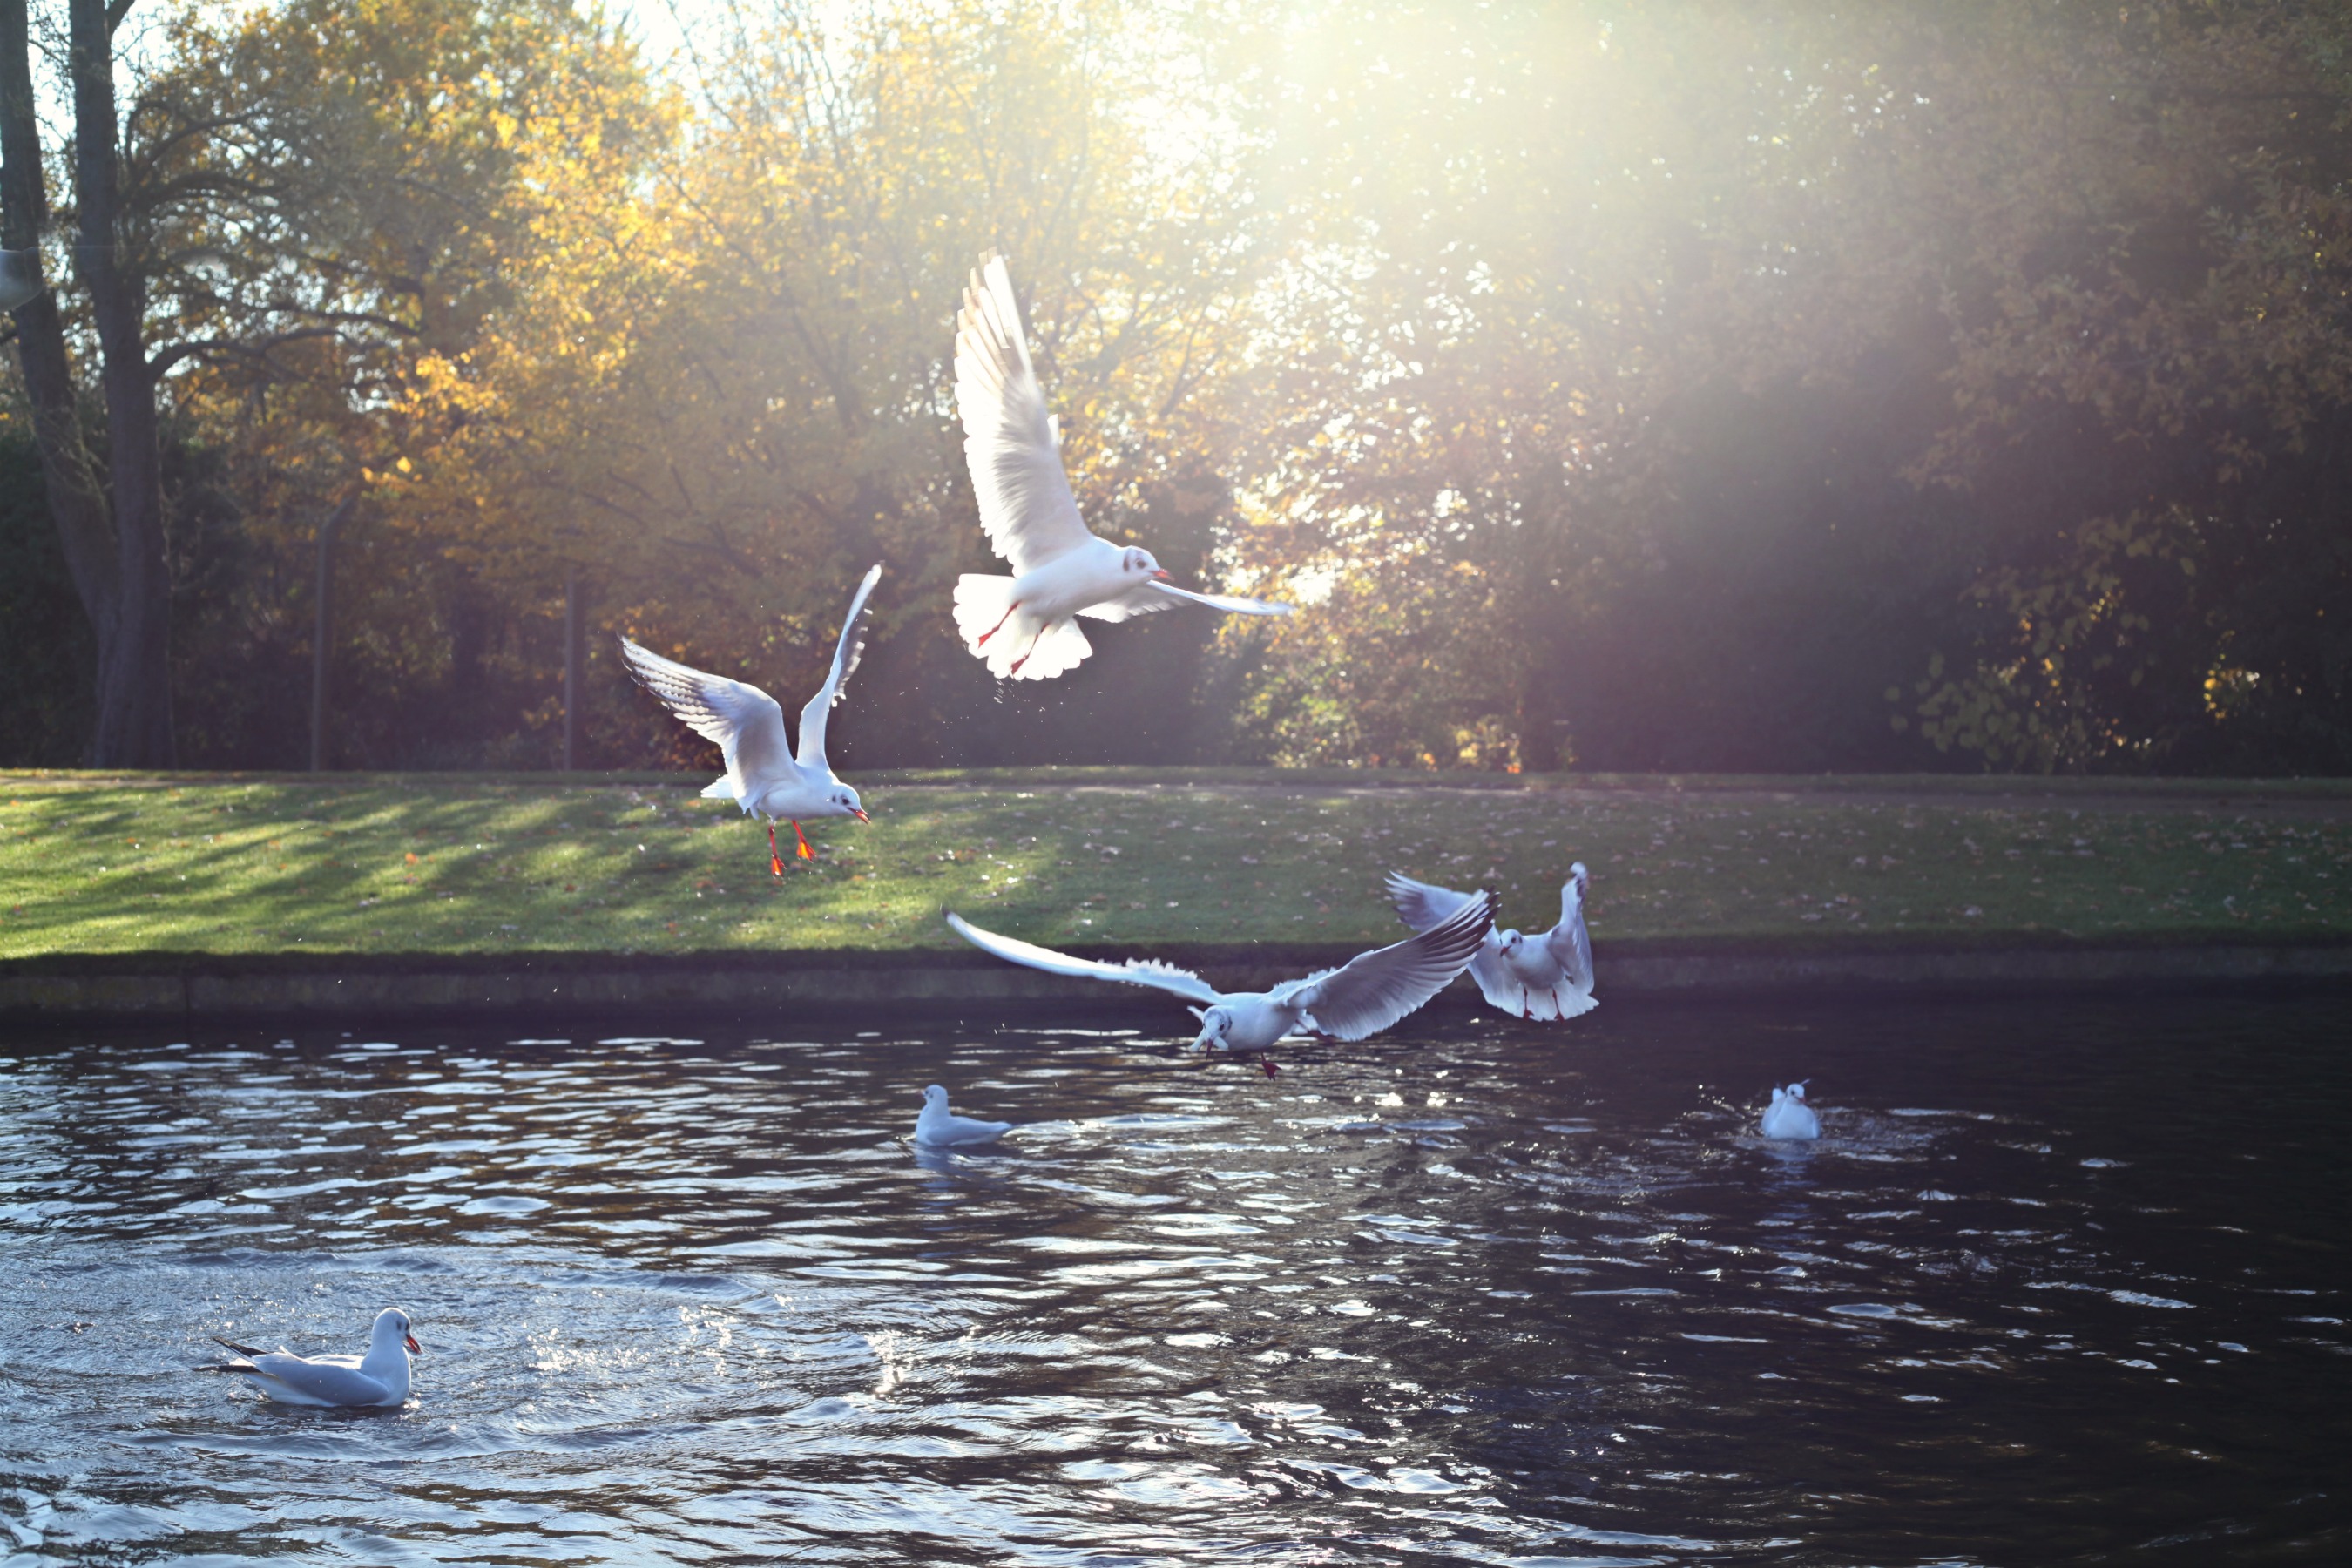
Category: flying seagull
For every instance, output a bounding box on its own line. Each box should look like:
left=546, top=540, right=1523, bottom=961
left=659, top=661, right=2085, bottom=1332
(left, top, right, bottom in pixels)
left=914, top=1084, right=1012, bottom=1147
left=1761, top=1082, right=1821, bottom=1141
left=1386, top=862, right=1597, bottom=1021
left=946, top=889, right=1494, bottom=1063
left=198, top=1307, right=421, bottom=1409
left=950, top=253, right=1291, bottom=679
left=621, top=564, right=881, bottom=875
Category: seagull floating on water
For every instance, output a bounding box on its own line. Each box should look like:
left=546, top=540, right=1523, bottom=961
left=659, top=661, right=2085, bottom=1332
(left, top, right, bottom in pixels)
left=199, top=1307, right=420, bottom=1409
left=947, top=889, right=1494, bottom=1065
left=1386, top=863, right=1596, bottom=1021
left=622, top=564, right=881, bottom=875
left=950, top=253, right=1291, bottom=679
left=1761, top=1083, right=1820, bottom=1141
left=914, top=1084, right=1012, bottom=1147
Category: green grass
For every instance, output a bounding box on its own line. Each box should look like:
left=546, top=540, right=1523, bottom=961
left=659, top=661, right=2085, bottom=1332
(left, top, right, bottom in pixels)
left=0, top=770, right=2346, bottom=962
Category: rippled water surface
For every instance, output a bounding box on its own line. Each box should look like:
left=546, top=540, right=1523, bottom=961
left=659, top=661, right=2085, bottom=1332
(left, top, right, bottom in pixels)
left=3, top=992, right=2349, bottom=1566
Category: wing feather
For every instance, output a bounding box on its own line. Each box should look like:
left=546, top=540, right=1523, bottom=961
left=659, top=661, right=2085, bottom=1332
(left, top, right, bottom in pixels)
left=796, top=564, right=882, bottom=773
left=1146, top=579, right=1294, bottom=617
left=1383, top=871, right=1482, bottom=933
left=235, top=1352, right=395, bottom=1407
left=1279, top=889, right=1496, bottom=1040
left=947, top=913, right=1221, bottom=1005
left=954, top=254, right=1095, bottom=574
left=619, top=638, right=794, bottom=793
left=1077, top=585, right=1177, bottom=624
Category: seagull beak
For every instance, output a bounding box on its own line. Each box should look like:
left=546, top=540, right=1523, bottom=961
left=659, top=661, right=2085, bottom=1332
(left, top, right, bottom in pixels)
left=1151, top=568, right=1172, bottom=580
left=405, top=1333, right=422, bottom=1355
left=851, top=808, right=870, bottom=823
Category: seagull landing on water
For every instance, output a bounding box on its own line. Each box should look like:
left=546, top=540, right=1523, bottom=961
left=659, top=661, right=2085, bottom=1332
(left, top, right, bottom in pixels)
left=1386, top=862, right=1597, bottom=1022
left=1761, top=1082, right=1821, bottom=1141
left=621, top=565, right=881, bottom=876
left=947, top=889, right=1494, bottom=1067
left=914, top=1085, right=1012, bottom=1148
left=198, top=1307, right=420, bottom=1409
left=950, top=253, right=1291, bottom=679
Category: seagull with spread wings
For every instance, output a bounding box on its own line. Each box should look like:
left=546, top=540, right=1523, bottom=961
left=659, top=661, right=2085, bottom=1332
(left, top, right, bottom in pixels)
left=947, top=889, right=1494, bottom=1064
left=1386, top=863, right=1597, bottom=1022
left=950, top=253, right=1291, bottom=679
left=621, top=564, right=881, bottom=876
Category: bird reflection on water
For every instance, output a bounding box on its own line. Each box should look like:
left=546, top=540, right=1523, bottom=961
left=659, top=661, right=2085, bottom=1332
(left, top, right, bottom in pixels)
left=0, top=994, right=2346, bottom=1565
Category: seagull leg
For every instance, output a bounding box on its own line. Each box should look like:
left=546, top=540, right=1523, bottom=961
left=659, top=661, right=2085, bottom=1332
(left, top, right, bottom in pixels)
left=793, top=821, right=814, bottom=860
left=976, top=601, right=1020, bottom=647
left=1008, top=624, right=1047, bottom=676
left=1260, top=1056, right=1280, bottom=1078
left=768, top=822, right=784, bottom=877
left=1521, top=984, right=1531, bottom=1018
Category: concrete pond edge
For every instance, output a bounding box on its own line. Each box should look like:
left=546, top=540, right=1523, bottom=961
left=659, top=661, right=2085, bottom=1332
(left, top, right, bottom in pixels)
left=3, top=938, right=2346, bottom=1024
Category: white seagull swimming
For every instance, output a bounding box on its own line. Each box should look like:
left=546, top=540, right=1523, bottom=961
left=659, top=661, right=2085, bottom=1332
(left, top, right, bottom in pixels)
left=621, top=564, right=881, bottom=875
left=199, top=1307, right=421, bottom=1409
left=1761, top=1082, right=1821, bottom=1141
left=947, top=889, right=1494, bottom=1065
left=1386, top=862, right=1597, bottom=1021
left=914, top=1084, right=1013, bottom=1147
left=950, top=253, right=1291, bottom=679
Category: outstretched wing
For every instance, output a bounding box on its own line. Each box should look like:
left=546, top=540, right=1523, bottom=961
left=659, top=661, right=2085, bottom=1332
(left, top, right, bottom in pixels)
left=796, top=564, right=882, bottom=773
left=1076, top=585, right=1177, bottom=624
left=947, top=913, right=1221, bottom=1005
left=955, top=254, right=1095, bottom=574
left=1384, top=871, right=1482, bottom=932
left=1146, top=579, right=1294, bottom=617
left=1278, top=889, right=1496, bottom=1041
left=1551, top=876, right=1595, bottom=991
left=619, top=638, right=794, bottom=792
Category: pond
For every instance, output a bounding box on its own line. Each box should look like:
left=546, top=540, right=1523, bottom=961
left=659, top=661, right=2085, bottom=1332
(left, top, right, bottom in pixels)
left=1, top=991, right=2346, bottom=1566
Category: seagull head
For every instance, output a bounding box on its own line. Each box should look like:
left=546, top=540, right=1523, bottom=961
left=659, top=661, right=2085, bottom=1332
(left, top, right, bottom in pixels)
left=1188, top=1004, right=1231, bottom=1052
left=830, top=785, right=869, bottom=823
left=1787, top=1082, right=1808, bottom=1103
left=923, top=1085, right=949, bottom=1108
left=1497, top=928, right=1525, bottom=956
left=373, top=1307, right=422, bottom=1357
left=1120, top=545, right=1169, bottom=581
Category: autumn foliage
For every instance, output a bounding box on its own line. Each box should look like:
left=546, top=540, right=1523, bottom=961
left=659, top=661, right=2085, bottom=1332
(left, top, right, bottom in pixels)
left=3, top=0, right=2348, bottom=775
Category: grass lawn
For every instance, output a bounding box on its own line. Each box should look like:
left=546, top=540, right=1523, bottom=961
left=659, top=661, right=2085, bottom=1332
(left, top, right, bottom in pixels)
left=0, top=769, right=2346, bottom=963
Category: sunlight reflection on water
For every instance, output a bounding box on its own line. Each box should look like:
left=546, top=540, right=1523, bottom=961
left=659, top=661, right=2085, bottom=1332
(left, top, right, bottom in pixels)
left=1, top=992, right=2348, bottom=1565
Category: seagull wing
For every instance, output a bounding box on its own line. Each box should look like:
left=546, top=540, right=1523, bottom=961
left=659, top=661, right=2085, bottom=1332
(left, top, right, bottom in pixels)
left=1146, top=579, right=1294, bottom=618
left=796, top=564, right=882, bottom=773
left=947, top=913, right=1221, bottom=1005
left=620, top=638, right=795, bottom=793
left=1077, top=585, right=1178, bottom=624
left=233, top=1351, right=395, bottom=1407
left=1384, top=870, right=1481, bottom=933
left=1277, top=889, right=1497, bottom=1041
left=1551, top=901, right=1595, bottom=992
left=955, top=253, right=1095, bottom=575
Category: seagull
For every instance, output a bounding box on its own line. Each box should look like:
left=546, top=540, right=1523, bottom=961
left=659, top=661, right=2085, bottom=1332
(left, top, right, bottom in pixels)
left=1761, top=1083, right=1821, bottom=1141
left=946, top=889, right=1494, bottom=1062
left=621, top=564, right=881, bottom=875
left=0, top=247, right=43, bottom=311
left=914, top=1084, right=1012, bottom=1147
left=199, top=1307, right=421, bottom=1409
left=950, top=253, right=1291, bottom=679
left=1386, top=862, right=1597, bottom=1021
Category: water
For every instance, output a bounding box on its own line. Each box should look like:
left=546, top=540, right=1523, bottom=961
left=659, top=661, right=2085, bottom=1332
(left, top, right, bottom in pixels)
left=2, top=993, right=2347, bottom=1566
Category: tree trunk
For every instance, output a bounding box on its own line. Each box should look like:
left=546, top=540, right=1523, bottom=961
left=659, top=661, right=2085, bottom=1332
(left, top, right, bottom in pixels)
left=0, top=0, right=118, bottom=709
left=69, top=0, right=172, bottom=767
left=309, top=492, right=357, bottom=772
left=563, top=565, right=583, bottom=771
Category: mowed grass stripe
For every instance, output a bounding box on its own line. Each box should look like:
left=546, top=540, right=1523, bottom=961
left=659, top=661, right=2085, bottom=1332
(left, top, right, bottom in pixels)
left=0, top=775, right=2345, bottom=958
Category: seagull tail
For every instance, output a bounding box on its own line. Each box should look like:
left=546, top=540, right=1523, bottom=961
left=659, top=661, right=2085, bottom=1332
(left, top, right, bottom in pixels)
left=953, top=574, right=1021, bottom=654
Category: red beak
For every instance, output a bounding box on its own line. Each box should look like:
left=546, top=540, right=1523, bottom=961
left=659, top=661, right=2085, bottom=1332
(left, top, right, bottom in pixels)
left=405, top=1333, right=422, bottom=1355
left=1152, top=568, right=1173, bottom=580
left=851, top=807, right=870, bottom=823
